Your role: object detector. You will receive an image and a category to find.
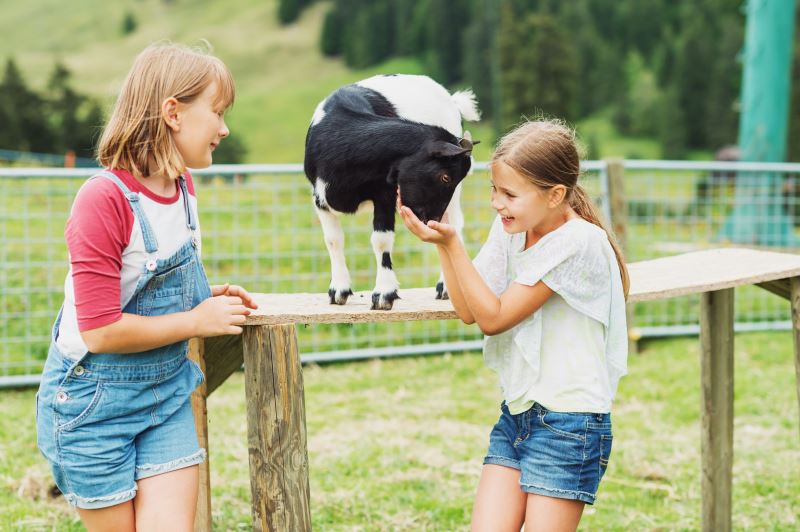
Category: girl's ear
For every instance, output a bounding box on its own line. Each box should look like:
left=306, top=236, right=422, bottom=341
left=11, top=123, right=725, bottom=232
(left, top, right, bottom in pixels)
left=161, top=97, right=180, bottom=132
left=548, top=185, right=567, bottom=208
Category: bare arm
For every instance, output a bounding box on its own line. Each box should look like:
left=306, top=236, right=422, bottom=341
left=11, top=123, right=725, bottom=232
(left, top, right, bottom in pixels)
left=441, top=240, right=553, bottom=335
left=399, top=204, right=553, bottom=335
left=435, top=244, right=476, bottom=324
left=81, top=284, right=258, bottom=354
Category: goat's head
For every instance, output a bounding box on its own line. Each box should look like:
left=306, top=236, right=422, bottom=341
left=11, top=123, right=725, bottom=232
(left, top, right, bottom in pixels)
left=391, top=132, right=479, bottom=224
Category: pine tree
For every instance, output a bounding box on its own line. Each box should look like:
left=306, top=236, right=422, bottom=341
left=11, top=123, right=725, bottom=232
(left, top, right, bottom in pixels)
left=462, top=0, right=494, bottom=119
left=426, top=0, right=470, bottom=85
left=499, top=7, right=578, bottom=127
left=121, top=11, right=137, bottom=35
left=278, top=0, right=301, bottom=25
left=658, top=86, right=687, bottom=159
left=320, top=7, right=342, bottom=56
left=0, top=59, right=54, bottom=152
left=48, top=61, right=85, bottom=154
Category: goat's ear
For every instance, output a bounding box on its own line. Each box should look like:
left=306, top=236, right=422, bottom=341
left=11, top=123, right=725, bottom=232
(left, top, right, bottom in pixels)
left=386, top=164, right=398, bottom=185
left=430, top=141, right=470, bottom=158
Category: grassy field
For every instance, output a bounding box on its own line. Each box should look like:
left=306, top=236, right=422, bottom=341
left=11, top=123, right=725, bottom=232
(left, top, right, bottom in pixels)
left=1, top=331, right=798, bottom=530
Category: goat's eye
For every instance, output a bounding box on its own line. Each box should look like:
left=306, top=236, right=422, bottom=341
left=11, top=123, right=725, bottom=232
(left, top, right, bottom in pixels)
left=440, top=174, right=451, bottom=183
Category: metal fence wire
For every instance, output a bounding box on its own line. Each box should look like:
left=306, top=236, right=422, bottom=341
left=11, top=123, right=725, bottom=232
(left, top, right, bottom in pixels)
left=1, top=160, right=799, bottom=386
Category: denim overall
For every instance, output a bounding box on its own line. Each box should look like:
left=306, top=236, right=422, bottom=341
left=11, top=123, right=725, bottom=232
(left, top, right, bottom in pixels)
left=36, top=170, right=212, bottom=509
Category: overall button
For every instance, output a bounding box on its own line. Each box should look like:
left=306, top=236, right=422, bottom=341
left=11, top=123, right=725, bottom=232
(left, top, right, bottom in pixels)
left=56, top=391, right=69, bottom=403
left=146, top=259, right=157, bottom=272
left=73, top=365, right=85, bottom=376
left=191, top=236, right=198, bottom=248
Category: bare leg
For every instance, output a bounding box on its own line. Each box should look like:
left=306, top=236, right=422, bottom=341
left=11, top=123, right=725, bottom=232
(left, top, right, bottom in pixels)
left=471, top=464, right=527, bottom=532
left=523, top=493, right=585, bottom=532
left=133, top=465, right=199, bottom=532
left=315, top=205, right=353, bottom=305
left=77, top=501, right=135, bottom=532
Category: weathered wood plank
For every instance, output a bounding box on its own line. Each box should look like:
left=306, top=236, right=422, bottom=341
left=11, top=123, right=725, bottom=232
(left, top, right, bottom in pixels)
left=188, top=338, right=212, bottom=532
left=700, top=289, right=734, bottom=532
left=242, top=324, right=311, bottom=532
left=791, top=277, right=800, bottom=441
left=239, top=249, right=800, bottom=325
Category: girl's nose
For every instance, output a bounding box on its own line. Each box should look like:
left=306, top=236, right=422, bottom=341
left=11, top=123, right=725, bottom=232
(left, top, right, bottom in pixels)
left=219, top=121, right=230, bottom=138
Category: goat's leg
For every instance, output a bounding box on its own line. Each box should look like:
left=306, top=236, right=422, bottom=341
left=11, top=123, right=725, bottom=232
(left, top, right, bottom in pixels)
left=370, top=193, right=400, bottom=310
left=316, top=205, right=353, bottom=305
left=436, top=182, right=465, bottom=300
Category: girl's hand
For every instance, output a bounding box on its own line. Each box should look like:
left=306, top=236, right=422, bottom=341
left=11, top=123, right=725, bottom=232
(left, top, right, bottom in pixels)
left=190, top=295, right=251, bottom=337
left=211, top=283, right=258, bottom=310
left=397, top=198, right=456, bottom=246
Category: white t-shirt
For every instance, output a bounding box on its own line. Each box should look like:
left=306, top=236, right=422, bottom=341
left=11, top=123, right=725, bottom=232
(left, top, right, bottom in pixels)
left=473, top=216, right=628, bottom=413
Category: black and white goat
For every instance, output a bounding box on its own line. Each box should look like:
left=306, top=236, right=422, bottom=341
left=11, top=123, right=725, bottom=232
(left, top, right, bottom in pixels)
left=304, top=74, right=480, bottom=310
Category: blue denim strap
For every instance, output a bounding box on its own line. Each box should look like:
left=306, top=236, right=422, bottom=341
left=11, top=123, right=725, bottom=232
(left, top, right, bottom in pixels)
left=95, top=170, right=159, bottom=253
left=177, top=175, right=197, bottom=231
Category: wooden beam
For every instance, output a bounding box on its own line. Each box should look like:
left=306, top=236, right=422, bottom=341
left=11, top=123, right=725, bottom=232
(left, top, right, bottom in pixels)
left=700, top=289, right=734, bottom=532
left=242, top=324, right=311, bottom=532
left=791, top=277, right=800, bottom=441
left=204, top=333, right=244, bottom=396
left=188, top=338, right=212, bottom=532
left=756, top=279, right=791, bottom=300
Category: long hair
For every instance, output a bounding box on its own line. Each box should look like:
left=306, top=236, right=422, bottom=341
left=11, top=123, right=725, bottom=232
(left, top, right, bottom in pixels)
left=492, top=119, right=630, bottom=298
left=97, top=42, right=235, bottom=179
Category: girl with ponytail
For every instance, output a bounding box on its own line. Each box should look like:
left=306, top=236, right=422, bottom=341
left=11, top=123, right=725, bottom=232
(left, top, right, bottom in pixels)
left=399, top=119, right=628, bottom=531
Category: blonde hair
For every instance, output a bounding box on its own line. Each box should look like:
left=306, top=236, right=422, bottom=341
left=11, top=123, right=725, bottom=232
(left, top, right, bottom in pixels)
left=97, top=42, right=235, bottom=179
left=492, top=119, right=630, bottom=298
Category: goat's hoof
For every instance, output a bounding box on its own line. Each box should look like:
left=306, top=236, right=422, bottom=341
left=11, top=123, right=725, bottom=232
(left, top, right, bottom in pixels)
left=328, top=287, right=353, bottom=305
left=371, top=290, right=400, bottom=310
left=435, top=281, right=450, bottom=300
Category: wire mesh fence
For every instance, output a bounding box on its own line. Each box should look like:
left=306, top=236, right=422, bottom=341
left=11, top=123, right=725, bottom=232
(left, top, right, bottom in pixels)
left=1, top=160, right=798, bottom=385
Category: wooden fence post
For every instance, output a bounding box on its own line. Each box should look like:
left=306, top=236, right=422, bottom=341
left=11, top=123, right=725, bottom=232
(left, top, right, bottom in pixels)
left=189, top=338, right=212, bottom=532
left=700, top=288, right=734, bottom=532
left=790, top=277, right=800, bottom=440
left=242, top=324, right=311, bottom=532
left=606, top=158, right=638, bottom=353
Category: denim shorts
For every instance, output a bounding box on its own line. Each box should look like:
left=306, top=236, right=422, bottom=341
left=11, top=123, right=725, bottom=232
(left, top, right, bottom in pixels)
left=36, top=345, right=206, bottom=509
left=483, top=401, right=612, bottom=505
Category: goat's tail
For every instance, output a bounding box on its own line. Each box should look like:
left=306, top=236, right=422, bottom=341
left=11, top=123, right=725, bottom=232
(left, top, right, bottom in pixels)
left=451, top=89, right=481, bottom=122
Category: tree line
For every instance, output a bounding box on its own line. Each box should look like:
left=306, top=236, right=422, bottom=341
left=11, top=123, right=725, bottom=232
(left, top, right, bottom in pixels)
left=0, top=58, right=246, bottom=164
left=278, top=0, right=800, bottom=160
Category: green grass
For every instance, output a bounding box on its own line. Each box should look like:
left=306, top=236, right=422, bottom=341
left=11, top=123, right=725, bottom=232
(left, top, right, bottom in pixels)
left=1, top=331, right=798, bottom=530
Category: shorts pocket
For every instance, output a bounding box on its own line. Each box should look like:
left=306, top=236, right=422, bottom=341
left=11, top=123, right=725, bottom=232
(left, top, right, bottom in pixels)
left=540, top=411, right=587, bottom=442
left=599, top=433, right=613, bottom=476
left=187, top=359, right=206, bottom=387
left=54, top=379, right=105, bottom=432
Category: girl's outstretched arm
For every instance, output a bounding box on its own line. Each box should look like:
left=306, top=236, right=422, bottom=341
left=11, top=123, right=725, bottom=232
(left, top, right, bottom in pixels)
left=436, top=243, right=475, bottom=324
left=399, top=204, right=553, bottom=335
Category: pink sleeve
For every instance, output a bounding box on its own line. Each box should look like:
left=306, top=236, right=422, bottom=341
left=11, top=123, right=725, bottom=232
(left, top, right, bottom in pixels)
left=65, top=177, right=133, bottom=331
left=184, top=170, right=196, bottom=196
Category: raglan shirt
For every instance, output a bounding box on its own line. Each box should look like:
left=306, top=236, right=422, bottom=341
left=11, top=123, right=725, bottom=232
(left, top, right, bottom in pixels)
left=472, top=216, right=628, bottom=414
left=55, top=169, right=201, bottom=360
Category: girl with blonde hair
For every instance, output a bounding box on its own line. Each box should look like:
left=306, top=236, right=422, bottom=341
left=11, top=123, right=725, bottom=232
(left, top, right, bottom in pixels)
left=36, top=42, right=257, bottom=531
left=399, top=119, right=628, bottom=531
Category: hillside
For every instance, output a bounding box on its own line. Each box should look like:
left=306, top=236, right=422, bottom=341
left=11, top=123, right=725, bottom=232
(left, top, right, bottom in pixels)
left=0, top=0, right=498, bottom=162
